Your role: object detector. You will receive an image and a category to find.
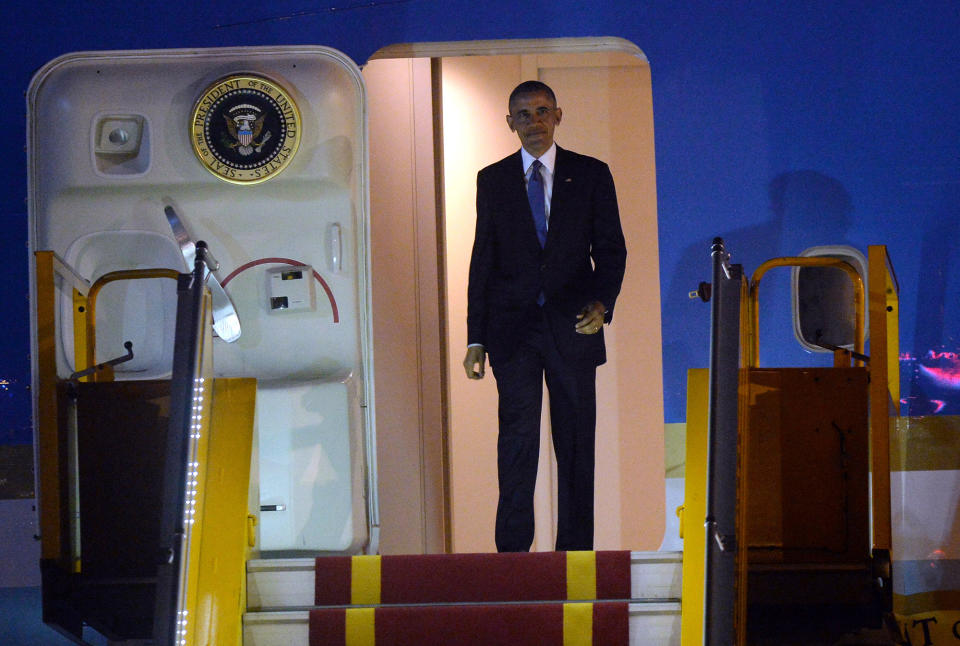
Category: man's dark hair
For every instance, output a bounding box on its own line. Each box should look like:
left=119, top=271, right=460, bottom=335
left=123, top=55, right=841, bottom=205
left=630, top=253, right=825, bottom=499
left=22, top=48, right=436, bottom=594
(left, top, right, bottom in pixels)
left=508, top=81, right=557, bottom=111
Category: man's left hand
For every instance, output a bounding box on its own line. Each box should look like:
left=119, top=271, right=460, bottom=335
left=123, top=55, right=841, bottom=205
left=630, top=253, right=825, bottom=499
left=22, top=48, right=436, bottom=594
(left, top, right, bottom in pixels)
left=575, top=301, right=606, bottom=334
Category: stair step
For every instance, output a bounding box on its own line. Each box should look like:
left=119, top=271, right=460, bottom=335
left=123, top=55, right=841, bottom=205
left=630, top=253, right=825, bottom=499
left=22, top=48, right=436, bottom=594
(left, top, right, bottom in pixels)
left=243, top=602, right=681, bottom=646
left=247, top=551, right=682, bottom=610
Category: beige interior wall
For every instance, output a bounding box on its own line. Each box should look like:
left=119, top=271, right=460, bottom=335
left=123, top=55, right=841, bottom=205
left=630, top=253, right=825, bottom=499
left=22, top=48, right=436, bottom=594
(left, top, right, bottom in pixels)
left=364, top=58, right=447, bottom=554
left=539, top=55, right=665, bottom=550
left=442, top=52, right=665, bottom=552
left=439, top=55, right=531, bottom=551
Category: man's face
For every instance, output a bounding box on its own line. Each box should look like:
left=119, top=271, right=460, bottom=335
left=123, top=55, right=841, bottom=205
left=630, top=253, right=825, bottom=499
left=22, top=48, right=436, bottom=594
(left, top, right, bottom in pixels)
left=506, top=91, right=562, bottom=157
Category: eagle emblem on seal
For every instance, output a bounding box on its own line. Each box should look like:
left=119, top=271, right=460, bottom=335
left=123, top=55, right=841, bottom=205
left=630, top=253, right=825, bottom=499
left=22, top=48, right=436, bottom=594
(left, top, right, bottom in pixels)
left=223, top=104, right=272, bottom=156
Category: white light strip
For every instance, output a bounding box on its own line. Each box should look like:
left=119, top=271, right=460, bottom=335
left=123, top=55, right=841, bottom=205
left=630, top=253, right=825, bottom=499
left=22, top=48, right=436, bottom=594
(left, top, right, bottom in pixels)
left=177, top=374, right=208, bottom=644
left=177, top=609, right=189, bottom=646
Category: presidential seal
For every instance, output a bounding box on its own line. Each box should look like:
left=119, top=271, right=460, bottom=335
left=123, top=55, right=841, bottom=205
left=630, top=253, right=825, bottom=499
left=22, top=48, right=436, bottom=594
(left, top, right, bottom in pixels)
left=191, top=74, right=301, bottom=184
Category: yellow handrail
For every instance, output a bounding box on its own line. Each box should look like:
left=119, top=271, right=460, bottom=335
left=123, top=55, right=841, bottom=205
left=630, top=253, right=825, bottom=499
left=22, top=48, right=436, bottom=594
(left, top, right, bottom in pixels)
left=34, top=253, right=183, bottom=562
left=83, top=269, right=180, bottom=380
left=867, top=245, right=899, bottom=553
left=748, top=257, right=864, bottom=368
left=34, top=251, right=63, bottom=561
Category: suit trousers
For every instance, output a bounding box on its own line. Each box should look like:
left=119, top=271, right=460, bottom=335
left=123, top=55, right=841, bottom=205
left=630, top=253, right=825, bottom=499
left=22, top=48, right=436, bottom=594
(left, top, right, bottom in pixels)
left=491, top=308, right=597, bottom=552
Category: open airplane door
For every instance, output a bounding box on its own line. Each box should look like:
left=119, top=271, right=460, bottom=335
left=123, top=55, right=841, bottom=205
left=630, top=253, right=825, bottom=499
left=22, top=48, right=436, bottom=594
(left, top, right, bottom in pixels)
left=27, top=47, right=377, bottom=644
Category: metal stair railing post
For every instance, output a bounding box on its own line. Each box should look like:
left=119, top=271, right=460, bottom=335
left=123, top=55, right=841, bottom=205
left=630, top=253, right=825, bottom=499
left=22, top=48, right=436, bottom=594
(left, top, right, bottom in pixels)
left=704, top=238, right=743, bottom=646
left=153, top=242, right=215, bottom=646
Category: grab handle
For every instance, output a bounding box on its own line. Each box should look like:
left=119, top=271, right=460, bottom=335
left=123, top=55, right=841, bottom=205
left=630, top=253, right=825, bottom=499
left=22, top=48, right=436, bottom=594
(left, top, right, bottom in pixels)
left=328, top=223, right=342, bottom=273
left=69, top=341, right=133, bottom=381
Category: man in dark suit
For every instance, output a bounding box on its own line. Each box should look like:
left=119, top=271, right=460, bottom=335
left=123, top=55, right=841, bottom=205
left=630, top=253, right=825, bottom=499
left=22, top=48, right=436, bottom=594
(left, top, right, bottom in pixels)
left=462, top=81, right=627, bottom=552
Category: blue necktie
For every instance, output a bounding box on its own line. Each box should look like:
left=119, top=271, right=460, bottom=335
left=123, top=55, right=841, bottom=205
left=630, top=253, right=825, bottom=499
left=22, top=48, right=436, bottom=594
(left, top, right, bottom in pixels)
left=528, top=160, right=547, bottom=305
left=527, top=160, right=548, bottom=248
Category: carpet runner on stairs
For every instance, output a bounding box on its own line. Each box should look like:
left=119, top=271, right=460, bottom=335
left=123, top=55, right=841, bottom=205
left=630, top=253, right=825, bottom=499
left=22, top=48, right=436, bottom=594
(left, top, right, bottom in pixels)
left=309, top=601, right=629, bottom=646
left=314, top=551, right=631, bottom=605
left=243, top=551, right=682, bottom=645
left=308, top=551, right=631, bottom=645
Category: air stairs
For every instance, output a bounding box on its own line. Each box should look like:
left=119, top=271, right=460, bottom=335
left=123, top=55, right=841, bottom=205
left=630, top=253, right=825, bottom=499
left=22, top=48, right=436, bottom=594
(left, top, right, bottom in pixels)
left=243, top=551, right=683, bottom=645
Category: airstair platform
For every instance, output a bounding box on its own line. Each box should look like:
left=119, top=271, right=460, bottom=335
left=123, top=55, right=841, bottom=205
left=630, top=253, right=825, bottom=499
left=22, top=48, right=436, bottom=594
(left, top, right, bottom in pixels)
left=243, top=550, right=682, bottom=645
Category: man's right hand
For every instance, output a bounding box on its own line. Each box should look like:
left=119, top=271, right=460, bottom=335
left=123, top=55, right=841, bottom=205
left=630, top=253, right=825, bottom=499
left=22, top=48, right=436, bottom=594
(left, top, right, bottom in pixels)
left=463, top=346, right=486, bottom=379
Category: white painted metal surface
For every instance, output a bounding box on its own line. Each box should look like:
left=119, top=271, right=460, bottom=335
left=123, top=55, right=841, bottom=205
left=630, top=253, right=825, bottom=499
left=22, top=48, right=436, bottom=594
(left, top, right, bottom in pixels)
left=630, top=551, right=683, bottom=601
left=258, top=380, right=368, bottom=553
left=27, top=46, right=379, bottom=555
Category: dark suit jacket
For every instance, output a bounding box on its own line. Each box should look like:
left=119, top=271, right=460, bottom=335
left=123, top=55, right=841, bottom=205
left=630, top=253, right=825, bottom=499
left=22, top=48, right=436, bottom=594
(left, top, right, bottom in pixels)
left=467, top=146, right=627, bottom=368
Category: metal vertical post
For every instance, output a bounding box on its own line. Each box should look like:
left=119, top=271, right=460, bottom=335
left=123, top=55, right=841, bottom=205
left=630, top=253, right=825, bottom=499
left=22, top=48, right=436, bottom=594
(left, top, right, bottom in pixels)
left=704, top=238, right=742, bottom=645
left=153, top=245, right=209, bottom=646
